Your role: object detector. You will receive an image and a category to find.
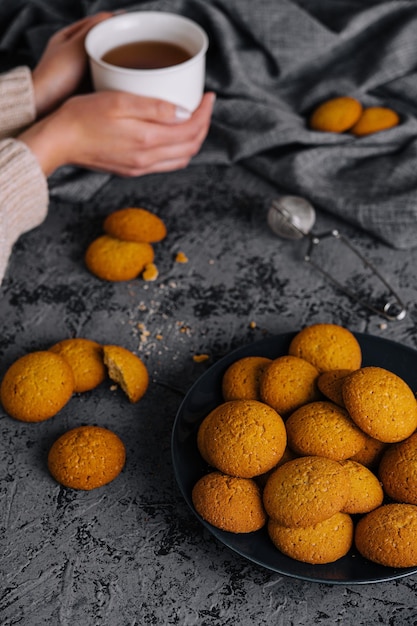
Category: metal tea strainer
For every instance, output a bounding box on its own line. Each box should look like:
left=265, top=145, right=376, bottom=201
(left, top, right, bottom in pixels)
left=267, top=195, right=407, bottom=321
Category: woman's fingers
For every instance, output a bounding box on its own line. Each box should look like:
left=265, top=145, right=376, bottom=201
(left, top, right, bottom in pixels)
left=117, top=91, right=215, bottom=126
left=19, top=89, right=216, bottom=177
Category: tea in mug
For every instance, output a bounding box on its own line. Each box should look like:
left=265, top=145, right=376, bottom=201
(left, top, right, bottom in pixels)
left=101, top=40, right=192, bottom=70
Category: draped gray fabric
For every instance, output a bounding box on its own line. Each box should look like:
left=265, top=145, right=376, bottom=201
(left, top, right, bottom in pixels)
left=2, top=0, right=417, bottom=248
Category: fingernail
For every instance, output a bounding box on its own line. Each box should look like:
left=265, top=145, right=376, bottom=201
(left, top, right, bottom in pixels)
left=175, top=106, right=192, bottom=121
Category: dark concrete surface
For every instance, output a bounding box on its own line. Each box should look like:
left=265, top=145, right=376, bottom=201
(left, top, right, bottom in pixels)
left=1, top=162, right=417, bottom=625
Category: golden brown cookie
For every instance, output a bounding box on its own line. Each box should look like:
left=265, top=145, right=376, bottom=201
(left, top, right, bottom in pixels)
left=192, top=471, right=267, bottom=533
left=342, top=366, right=417, bottom=443
left=379, top=432, right=417, bottom=505
left=102, top=345, right=149, bottom=403
left=263, top=455, right=350, bottom=528
left=355, top=503, right=417, bottom=568
left=350, top=107, right=400, bottom=136
left=309, top=96, right=363, bottom=133
left=288, top=324, right=362, bottom=373
left=317, top=369, right=354, bottom=406
left=339, top=460, right=384, bottom=514
left=198, top=399, right=287, bottom=478
left=259, top=355, right=320, bottom=417
left=349, top=434, right=387, bottom=468
left=285, top=400, right=367, bottom=461
left=49, top=338, right=106, bottom=393
left=0, top=351, right=74, bottom=422
left=221, top=356, right=272, bottom=402
left=48, top=425, right=126, bottom=490
left=268, top=512, right=353, bottom=564
left=103, top=207, right=167, bottom=243
left=85, top=234, right=155, bottom=282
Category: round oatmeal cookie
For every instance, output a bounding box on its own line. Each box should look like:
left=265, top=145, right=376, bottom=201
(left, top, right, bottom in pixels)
left=49, top=338, right=106, bottom=393
left=102, top=345, right=149, bottom=403
left=309, top=96, right=363, bottom=133
left=379, top=432, right=417, bottom=505
left=263, top=455, right=350, bottom=528
left=286, top=400, right=367, bottom=461
left=103, top=207, right=167, bottom=243
left=222, top=356, right=272, bottom=401
left=317, top=369, right=354, bottom=406
left=192, top=471, right=267, bottom=533
left=349, top=434, right=387, bottom=468
left=342, top=366, right=417, bottom=443
left=199, top=399, right=287, bottom=478
left=0, top=351, right=74, bottom=422
left=288, top=324, right=362, bottom=373
left=350, top=107, right=400, bottom=137
left=355, top=503, right=417, bottom=568
left=339, top=460, right=384, bottom=514
left=48, top=425, right=126, bottom=490
left=85, top=234, right=154, bottom=282
left=259, top=355, right=320, bottom=417
left=268, top=512, right=353, bottom=564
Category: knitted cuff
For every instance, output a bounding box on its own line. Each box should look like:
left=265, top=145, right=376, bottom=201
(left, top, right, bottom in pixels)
left=0, top=66, right=36, bottom=138
left=0, top=138, right=48, bottom=283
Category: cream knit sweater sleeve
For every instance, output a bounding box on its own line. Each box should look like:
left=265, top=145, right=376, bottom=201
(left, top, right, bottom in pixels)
left=0, top=67, right=48, bottom=285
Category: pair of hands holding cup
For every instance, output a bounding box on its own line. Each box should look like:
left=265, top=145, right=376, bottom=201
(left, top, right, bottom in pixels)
left=19, top=12, right=215, bottom=177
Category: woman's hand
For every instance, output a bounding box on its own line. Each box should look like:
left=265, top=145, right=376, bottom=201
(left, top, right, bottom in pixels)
left=18, top=91, right=216, bottom=177
left=31, top=12, right=114, bottom=118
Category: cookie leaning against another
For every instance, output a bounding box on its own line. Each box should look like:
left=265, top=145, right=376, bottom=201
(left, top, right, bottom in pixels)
left=309, top=96, right=363, bottom=133
left=317, top=369, right=354, bottom=407
left=192, top=471, right=267, bottom=533
left=102, top=344, right=149, bottom=403
left=285, top=400, right=367, bottom=461
left=49, top=337, right=106, bottom=393
left=288, top=324, right=362, bottom=373
left=350, top=107, right=400, bottom=136
left=222, top=356, right=272, bottom=401
left=48, top=425, right=126, bottom=490
left=85, top=235, right=155, bottom=282
left=339, top=459, right=384, bottom=515
left=342, top=366, right=417, bottom=443
left=259, top=355, right=320, bottom=417
left=198, top=399, right=287, bottom=478
left=263, top=455, right=350, bottom=528
left=0, top=351, right=74, bottom=422
left=103, top=207, right=167, bottom=243
left=268, top=512, right=353, bottom=565
left=355, top=503, right=417, bottom=568
left=378, top=431, right=417, bottom=505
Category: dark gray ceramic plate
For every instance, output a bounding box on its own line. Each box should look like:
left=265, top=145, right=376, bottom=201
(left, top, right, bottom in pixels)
left=171, top=332, right=417, bottom=584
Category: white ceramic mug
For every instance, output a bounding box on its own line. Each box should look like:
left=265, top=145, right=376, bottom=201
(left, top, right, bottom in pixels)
left=85, top=11, right=208, bottom=112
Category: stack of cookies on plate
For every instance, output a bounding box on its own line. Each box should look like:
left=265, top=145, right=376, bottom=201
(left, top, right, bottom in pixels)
left=192, top=323, right=417, bottom=568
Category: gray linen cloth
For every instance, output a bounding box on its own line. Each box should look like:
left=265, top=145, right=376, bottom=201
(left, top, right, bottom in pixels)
left=1, top=0, right=417, bottom=248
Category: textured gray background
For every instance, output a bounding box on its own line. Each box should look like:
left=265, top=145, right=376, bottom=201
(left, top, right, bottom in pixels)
left=1, top=161, right=417, bottom=625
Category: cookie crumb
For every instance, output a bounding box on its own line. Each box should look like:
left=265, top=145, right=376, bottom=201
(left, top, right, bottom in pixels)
left=193, top=354, right=209, bottom=363
left=142, top=263, right=159, bottom=281
left=175, top=251, right=188, bottom=263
